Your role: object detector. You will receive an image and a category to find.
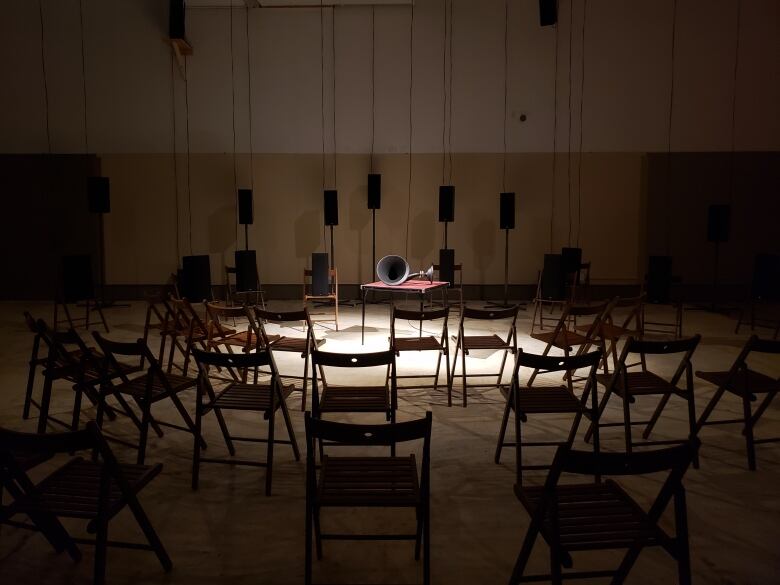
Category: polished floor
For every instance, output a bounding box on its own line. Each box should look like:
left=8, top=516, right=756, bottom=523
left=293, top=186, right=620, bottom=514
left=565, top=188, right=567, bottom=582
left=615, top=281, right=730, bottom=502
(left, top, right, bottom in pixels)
left=0, top=300, right=778, bottom=584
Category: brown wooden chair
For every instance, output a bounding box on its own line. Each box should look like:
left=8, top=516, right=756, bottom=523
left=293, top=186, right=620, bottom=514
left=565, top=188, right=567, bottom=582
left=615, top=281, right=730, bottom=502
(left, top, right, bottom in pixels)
left=390, top=306, right=451, bottom=399
left=304, top=411, right=432, bottom=585
left=509, top=440, right=699, bottom=585
left=0, top=422, right=172, bottom=585
left=450, top=305, right=520, bottom=407
left=528, top=301, right=609, bottom=387
left=303, top=267, right=339, bottom=331
left=577, top=294, right=645, bottom=374
left=92, top=332, right=206, bottom=465
left=248, top=306, right=323, bottom=411
left=203, top=302, right=260, bottom=382
left=585, top=336, right=701, bottom=467
left=225, top=264, right=267, bottom=308
left=695, top=335, right=780, bottom=470
left=159, top=296, right=213, bottom=376
left=495, top=349, right=602, bottom=486
left=191, top=347, right=299, bottom=496
left=311, top=349, right=397, bottom=429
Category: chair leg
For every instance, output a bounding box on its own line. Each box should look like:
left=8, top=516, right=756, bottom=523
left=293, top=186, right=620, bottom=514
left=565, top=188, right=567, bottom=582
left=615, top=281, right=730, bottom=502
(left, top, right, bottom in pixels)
left=423, top=498, right=431, bottom=585
left=414, top=505, right=423, bottom=560
left=746, top=392, right=776, bottom=433
left=36, top=373, right=54, bottom=434
left=623, top=394, right=633, bottom=457
left=675, top=488, right=692, bottom=585
left=23, top=358, right=38, bottom=420
left=126, top=496, right=173, bottom=572
left=461, top=346, right=467, bottom=407
left=448, top=343, right=458, bottom=407
left=279, top=398, right=300, bottom=460
left=169, top=393, right=207, bottom=450
left=584, top=386, right=612, bottom=444
left=301, top=352, right=310, bottom=411
left=515, top=411, right=523, bottom=487
left=313, top=505, right=323, bottom=560
left=305, top=495, right=313, bottom=585
left=509, top=524, right=539, bottom=584
left=265, top=405, right=276, bottom=496
left=643, top=393, right=671, bottom=439
left=138, top=403, right=151, bottom=465
left=444, top=347, right=451, bottom=400
left=192, top=400, right=202, bottom=490
left=741, top=391, right=757, bottom=471
left=496, top=348, right=509, bottom=388
left=695, top=386, right=726, bottom=432
left=94, top=497, right=109, bottom=585
left=494, top=387, right=513, bottom=464
left=433, top=350, right=443, bottom=392
left=71, top=385, right=83, bottom=432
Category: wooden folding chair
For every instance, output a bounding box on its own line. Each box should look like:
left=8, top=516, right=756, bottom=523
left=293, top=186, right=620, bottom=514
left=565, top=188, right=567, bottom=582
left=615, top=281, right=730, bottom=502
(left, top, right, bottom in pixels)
left=531, top=254, right=568, bottom=333
left=191, top=348, right=299, bottom=496
left=225, top=264, right=267, bottom=308
left=509, top=440, right=699, bottom=584
left=303, top=267, right=339, bottom=331
left=389, top=306, right=451, bottom=399
left=695, top=335, right=780, bottom=470
left=528, top=301, right=609, bottom=387
left=450, top=305, right=520, bottom=407
left=585, top=336, right=701, bottom=467
left=304, top=412, right=432, bottom=585
left=92, top=332, right=206, bottom=465
left=203, top=302, right=262, bottom=381
left=159, top=296, right=212, bottom=376
left=248, top=306, right=323, bottom=411
left=0, top=422, right=172, bottom=585
left=495, top=349, right=602, bottom=486
left=577, top=294, right=645, bottom=374
left=643, top=255, right=683, bottom=339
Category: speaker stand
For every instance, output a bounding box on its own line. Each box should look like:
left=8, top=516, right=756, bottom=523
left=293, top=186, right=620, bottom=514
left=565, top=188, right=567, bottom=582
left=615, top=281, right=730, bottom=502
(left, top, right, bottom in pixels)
left=367, top=208, right=390, bottom=304
left=327, top=224, right=357, bottom=307
left=485, top=228, right=524, bottom=309
left=91, top=212, right=129, bottom=311
left=687, top=240, right=736, bottom=315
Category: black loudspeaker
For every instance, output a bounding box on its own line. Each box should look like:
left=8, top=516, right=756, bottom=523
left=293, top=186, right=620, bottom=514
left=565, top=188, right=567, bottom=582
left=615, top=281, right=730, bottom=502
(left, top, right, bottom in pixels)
left=324, top=190, right=339, bottom=226
left=180, top=255, right=211, bottom=302
left=752, top=253, right=780, bottom=301
left=87, top=176, right=110, bottom=214
left=647, top=255, right=673, bottom=304
left=539, top=0, right=557, bottom=27
left=439, top=248, right=455, bottom=288
left=707, top=204, right=730, bottom=243
left=368, top=174, right=381, bottom=210
left=439, top=186, right=455, bottom=222
left=234, top=249, right=258, bottom=292
left=540, top=254, right=566, bottom=300
left=561, top=247, right=582, bottom=275
left=311, top=253, right=330, bottom=296
left=238, top=189, right=253, bottom=225
left=499, top=192, right=515, bottom=230
left=169, top=0, right=185, bottom=39
left=62, top=254, right=94, bottom=303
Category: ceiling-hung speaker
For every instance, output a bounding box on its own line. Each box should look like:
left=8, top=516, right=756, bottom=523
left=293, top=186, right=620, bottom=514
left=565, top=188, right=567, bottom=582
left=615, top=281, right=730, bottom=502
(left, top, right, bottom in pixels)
left=324, top=190, right=339, bottom=226
left=368, top=173, right=381, bottom=210
left=439, top=185, right=454, bottom=222
left=500, top=192, right=515, bottom=230
left=238, top=189, right=253, bottom=225
left=87, top=176, right=110, bottom=214
left=539, top=0, right=557, bottom=27
left=169, top=0, right=186, bottom=39
left=707, top=204, right=730, bottom=243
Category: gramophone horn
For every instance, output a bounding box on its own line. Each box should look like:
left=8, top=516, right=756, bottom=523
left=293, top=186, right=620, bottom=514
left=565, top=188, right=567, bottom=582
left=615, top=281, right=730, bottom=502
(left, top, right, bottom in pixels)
left=377, top=255, right=410, bottom=285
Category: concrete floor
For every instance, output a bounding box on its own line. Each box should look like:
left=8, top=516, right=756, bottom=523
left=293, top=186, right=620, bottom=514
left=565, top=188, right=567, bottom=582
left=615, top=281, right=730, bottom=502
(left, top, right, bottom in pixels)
left=0, top=300, right=778, bottom=584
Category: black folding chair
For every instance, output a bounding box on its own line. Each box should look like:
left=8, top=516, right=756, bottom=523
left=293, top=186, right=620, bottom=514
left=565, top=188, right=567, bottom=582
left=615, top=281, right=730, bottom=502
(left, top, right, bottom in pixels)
left=0, top=422, right=172, bottom=585
left=304, top=412, right=432, bottom=585
left=509, top=440, right=699, bottom=585
left=390, top=306, right=451, bottom=396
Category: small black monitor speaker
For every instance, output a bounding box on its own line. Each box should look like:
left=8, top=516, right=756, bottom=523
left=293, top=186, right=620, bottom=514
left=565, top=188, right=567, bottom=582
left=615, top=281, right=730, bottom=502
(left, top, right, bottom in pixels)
left=707, top=204, right=730, bottom=243
left=439, top=185, right=454, bottom=222
left=87, top=176, right=110, bottom=214
left=752, top=253, right=780, bottom=301
left=499, top=192, right=515, bottom=230
left=324, top=190, right=339, bottom=226
left=439, top=248, right=455, bottom=288
left=540, top=254, right=566, bottom=301
left=238, top=189, right=253, bottom=225
left=368, top=174, right=381, bottom=210
left=180, top=255, right=211, bottom=302
left=169, top=0, right=186, bottom=39
left=647, top=255, right=673, bottom=304
left=234, top=250, right=258, bottom=292
left=311, top=253, right=330, bottom=296
left=62, top=254, right=94, bottom=303
left=561, top=247, right=583, bottom=275
left=539, top=0, right=557, bottom=27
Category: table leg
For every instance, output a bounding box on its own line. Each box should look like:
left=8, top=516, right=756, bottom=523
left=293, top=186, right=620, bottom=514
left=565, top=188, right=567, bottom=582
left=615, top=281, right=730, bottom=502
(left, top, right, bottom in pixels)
left=419, top=293, right=424, bottom=338
left=362, top=288, right=367, bottom=344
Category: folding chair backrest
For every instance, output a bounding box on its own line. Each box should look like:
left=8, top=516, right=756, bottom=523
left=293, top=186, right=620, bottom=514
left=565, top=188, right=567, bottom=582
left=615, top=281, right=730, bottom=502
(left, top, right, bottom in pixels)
left=254, top=307, right=311, bottom=325
left=305, top=411, right=432, bottom=448
left=92, top=332, right=156, bottom=383
left=191, top=346, right=274, bottom=371
left=312, top=349, right=394, bottom=369
left=461, top=305, right=519, bottom=321
left=392, top=307, right=448, bottom=322
left=515, top=349, right=603, bottom=375
left=748, top=336, right=780, bottom=356
left=606, top=294, right=645, bottom=330
left=624, top=336, right=700, bottom=356
left=0, top=423, right=97, bottom=457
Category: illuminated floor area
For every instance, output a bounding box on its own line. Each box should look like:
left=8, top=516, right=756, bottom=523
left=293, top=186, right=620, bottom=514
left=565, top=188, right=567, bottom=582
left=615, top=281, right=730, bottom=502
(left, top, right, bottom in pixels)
left=0, top=300, right=778, bottom=584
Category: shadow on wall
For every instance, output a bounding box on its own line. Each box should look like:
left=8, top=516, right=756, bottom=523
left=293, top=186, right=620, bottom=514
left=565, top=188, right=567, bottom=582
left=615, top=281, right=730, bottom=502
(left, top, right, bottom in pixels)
left=410, top=209, right=436, bottom=266
left=295, top=209, right=323, bottom=261
left=208, top=203, right=237, bottom=257
left=472, top=219, right=496, bottom=286
left=348, top=181, right=369, bottom=282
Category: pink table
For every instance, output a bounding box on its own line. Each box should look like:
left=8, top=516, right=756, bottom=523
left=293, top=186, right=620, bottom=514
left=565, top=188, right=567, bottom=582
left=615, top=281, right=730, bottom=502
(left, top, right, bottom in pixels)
left=360, top=280, right=450, bottom=343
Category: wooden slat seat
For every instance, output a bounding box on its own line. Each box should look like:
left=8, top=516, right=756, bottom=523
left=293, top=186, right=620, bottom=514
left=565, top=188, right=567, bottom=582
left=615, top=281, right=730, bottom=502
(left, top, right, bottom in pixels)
left=318, top=456, right=420, bottom=507
left=460, top=334, right=510, bottom=351
left=515, top=481, right=664, bottom=551
left=16, top=458, right=161, bottom=520
left=271, top=336, right=322, bottom=353
left=697, top=369, right=780, bottom=396
left=501, top=385, right=585, bottom=414
left=319, top=387, right=389, bottom=413
left=394, top=336, right=443, bottom=352
left=530, top=329, right=589, bottom=350
left=207, top=382, right=294, bottom=413
left=596, top=371, right=682, bottom=397
left=112, top=372, right=196, bottom=401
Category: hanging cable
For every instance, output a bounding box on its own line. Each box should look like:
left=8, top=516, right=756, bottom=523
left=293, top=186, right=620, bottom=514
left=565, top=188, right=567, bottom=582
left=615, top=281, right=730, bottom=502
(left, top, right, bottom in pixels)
left=38, top=0, right=51, bottom=154
left=566, top=0, right=573, bottom=247
left=549, top=14, right=560, bottom=251
left=184, top=57, right=193, bottom=255
left=447, top=0, right=454, bottom=184
left=170, top=53, right=180, bottom=263
left=664, top=0, right=679, bottom=255
left=245, top=7, right=255, bottom=196
left=78, top=0, right=89, bottom=154
left=406, top=3, right=415, bottom=258
left=727, top=0, right=742, bottom=205
left=370, top=6, right=375, bottom=174
left=502, top=0, right=509, bottom=193
left=320, top=1, right=326, bottom=249
left=229, top=7, right=238, bottom=251
left=575, top=0, right=587, bottom=247
left=441, top=0, right=447, bottom=184
left=332, top=6, right=337, bottom=188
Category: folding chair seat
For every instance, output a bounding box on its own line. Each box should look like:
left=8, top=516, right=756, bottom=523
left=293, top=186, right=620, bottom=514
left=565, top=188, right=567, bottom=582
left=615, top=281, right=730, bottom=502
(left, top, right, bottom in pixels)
left=585, top=336, right=701, bottom=464
left=191, top=348, right=299, bottom=496
left=575, top=294, right=644, bottom=373
left=450, top=305, right=519, bottom=407
left=304, top=412, right=432, bottom=585
left=0, top=422, right=172, bottom=585
left=389, top=307, right=451, bottom=399
left=248, top=307, right=323, bottom=411
left=528, top=302, right=609, bottom=387
left=92, top=332, right=205, bottom=465
left=495, top=350, right=602, bottom=486
left=509, top=440, right=699, bottom=585
left=696, top=335, right=780, bottom=470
